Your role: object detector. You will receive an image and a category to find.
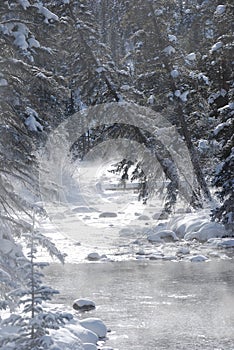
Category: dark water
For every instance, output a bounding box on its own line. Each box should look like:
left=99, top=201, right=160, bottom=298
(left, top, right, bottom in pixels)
left=45, top=260, right=234, bottom=350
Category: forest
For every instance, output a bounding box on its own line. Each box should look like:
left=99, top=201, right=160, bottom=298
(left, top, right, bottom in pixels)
left=0, top=1, right=233, bottom=349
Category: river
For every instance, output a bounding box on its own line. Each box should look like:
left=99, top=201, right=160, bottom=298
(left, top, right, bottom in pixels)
left=45, top=259, right=234, bottom=350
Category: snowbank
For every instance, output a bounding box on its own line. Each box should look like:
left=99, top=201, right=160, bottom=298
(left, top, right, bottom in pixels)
left=168, top=212, right=228, bottom=242
left=79, top=318, right=107, bottom=338
left=208, top=238, right=234, bottom=249
left=147, top=230, right=179, bottom=243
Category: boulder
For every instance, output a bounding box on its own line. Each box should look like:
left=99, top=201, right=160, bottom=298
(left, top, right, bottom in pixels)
left=189, top=255, right=208, bottom=262
left=148, top=230, right=179, bottom=243
left=86, top=252, right=101, bottom=261
left=99, top=212, right=117, bottom=218
left=80, top=318, right=107, bottom=338
left=138, top=215, right=150, bottom=221
left=73, top=299, right=96, bottom=312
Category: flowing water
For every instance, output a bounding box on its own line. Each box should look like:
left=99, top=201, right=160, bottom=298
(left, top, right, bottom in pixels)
left=45, top=259, right=234, bottom=350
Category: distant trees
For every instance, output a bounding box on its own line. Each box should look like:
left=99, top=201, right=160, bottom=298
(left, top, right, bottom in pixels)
left=86, top=0, right=233, bottom=226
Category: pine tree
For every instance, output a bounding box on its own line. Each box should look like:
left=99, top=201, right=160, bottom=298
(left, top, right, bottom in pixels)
left=0, top=213, right=68, bottom=350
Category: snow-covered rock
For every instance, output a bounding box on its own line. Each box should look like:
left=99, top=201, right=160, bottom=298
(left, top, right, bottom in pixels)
left=0, top=78, right=8, bottom=86
left=163, top=45, right=175, bottom=55
left=186, top=52, right=196, bottom=61
left=50, top=327, right=84, bottom=350
left=210, top=41, right=223, bottom=53
left=208, top=238, right=234, bottom=249
left=147, top=94, right=155, bottom=105
left=168, top=213, right=210, bottom=238
left=168, top=34, right=177, bottom=42
left=184, top=222, right=226, bottom=242
left=73, top=299, right=96, bottom=312
left=66, top=323, right=98, bottom=344
left=189, top=255, right=209, bottom=262
left=79, top=318, right=107, bottom=339
left=174, top=89, right=190, bottom=102
left=198, top=139, right=209, bottom=153
left=176, top=246, right=190, bottom=255
left=25, top=115, right=43, bottom=132
left=215, top=5, right=226, bottom=15
left=171, top=69, right=179, bottom=78
left=148, top=230, right=179, bottom=243
left=28, top=37, right=40, bottom=48
left=99, top=212, right=117, bottom=218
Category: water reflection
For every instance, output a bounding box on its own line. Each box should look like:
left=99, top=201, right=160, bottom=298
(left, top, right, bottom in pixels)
left=45, top=260, right=234, bottom=350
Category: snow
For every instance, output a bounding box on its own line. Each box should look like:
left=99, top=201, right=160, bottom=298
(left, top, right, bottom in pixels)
left=154, top=9, right=164, bottom=16
left=208, top=89, right=227, bottom=104
left=170, top=69, right=179, bottom=78
left=147, top=230, right=179, bottom=243
left=79, top=318, right=107, bottom=338
left=210, top=41, right=223, bottom=53
left=168, top=34, right=177, bottom=42
left=188, top=255, right=209, bottom=262
left=0, top=78, right=8, bottom=86
left=208, top=238, right=234, bottom=248
left=215, top=5, right=226, bottom=15
left=213, top=117, right=232, bottom=136
left=147, top=95, right=155, bottom=105
left=66, top=322, right=99, bottom=344
left=12, top=24, right=29, bottom=50
left=163, top=45, right=175, bottom=55
left=174, top=90, right=190, bottom=102
left=50, top=326, right=85, bottom=349
left=25, top=107, right=43, bottom=132
left=198, top=139, right=209, bottom=152
left=28, top=37, right=40, bottom=48
left=0, top=269, right=11, bottom=282
left=176, top=246, right=190, bottom=255
left=96, top=67, right=106, bottom=74
left=197, top=73, right=209, bottom=85
left=18, top=0, right=30, bottom=10
left=121, top=84, right=130, bottom=91
left=186, top=53, right=196, bottom=61
left=25, top=115, right=43, bottom=132
left=168, top=212, right=227, bottom=242
left=0, top=238, right=20, bottom=255
left=36, top=4, right=59, bottom=24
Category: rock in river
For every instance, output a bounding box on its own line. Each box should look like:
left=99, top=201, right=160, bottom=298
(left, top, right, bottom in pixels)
left=73, top=298, right=96, bottom=312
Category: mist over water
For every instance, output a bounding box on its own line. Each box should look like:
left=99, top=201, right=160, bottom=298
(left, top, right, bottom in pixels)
left=45, top=260, right=234, bottom=350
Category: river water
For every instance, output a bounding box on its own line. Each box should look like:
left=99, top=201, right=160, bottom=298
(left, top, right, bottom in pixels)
left=45, top=259, right=234, bottom=350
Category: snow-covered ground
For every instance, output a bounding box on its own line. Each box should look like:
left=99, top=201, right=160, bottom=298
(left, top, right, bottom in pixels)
left=37, top=160, right=233, bottom=265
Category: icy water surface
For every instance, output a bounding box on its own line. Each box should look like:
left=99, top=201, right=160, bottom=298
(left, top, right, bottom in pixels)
left=45, top=259, right=234, bottom=350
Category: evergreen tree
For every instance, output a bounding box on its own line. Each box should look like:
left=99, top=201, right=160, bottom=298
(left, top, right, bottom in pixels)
left=0, top=213, right=68, bottom=350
